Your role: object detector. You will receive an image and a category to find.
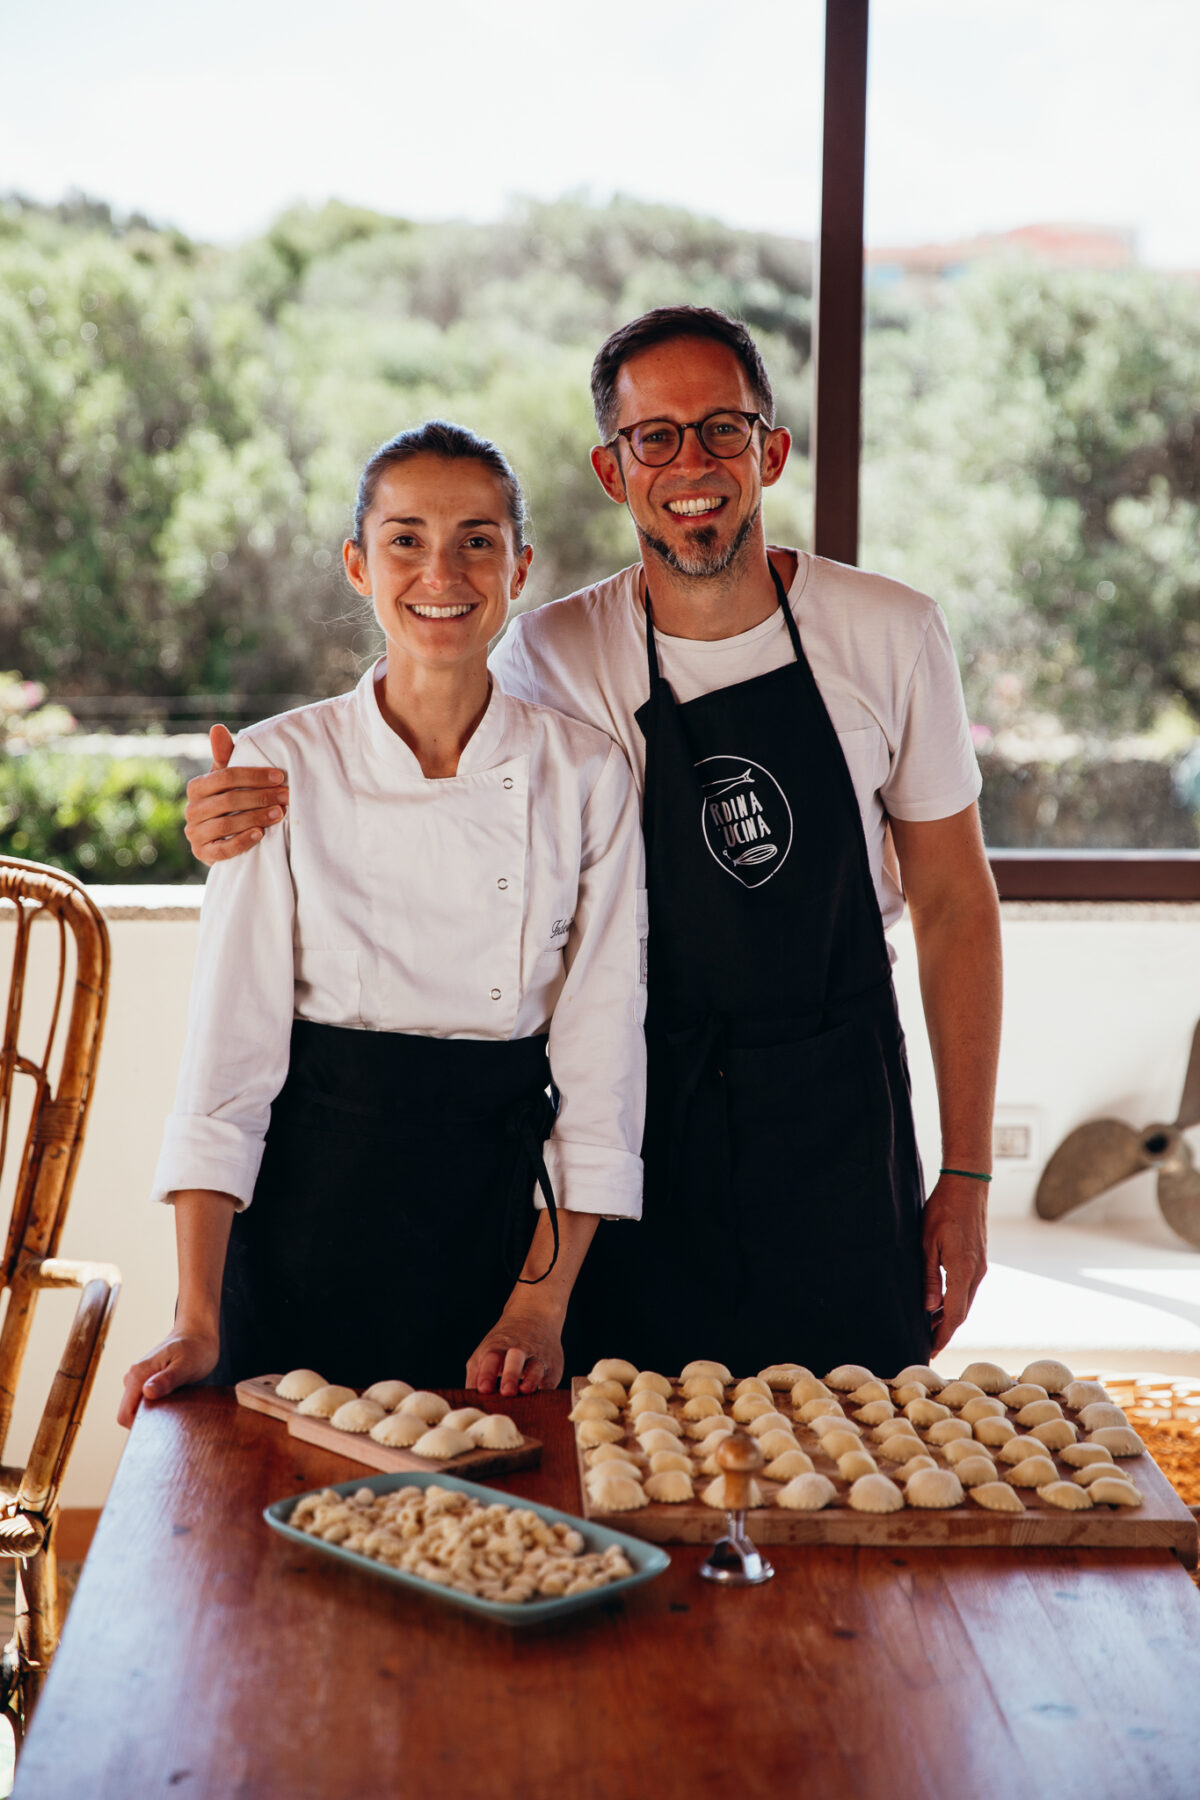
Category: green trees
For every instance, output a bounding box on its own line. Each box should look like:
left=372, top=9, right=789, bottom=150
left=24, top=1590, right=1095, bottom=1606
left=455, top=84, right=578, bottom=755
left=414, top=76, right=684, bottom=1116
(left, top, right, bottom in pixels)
left=0, top=188, right=1196, bottom=772
left=0, top=194, right=815, bottom=701
left=0, top=202, right=352, bottom=703
left=862, top=265, right=1200, bottom=739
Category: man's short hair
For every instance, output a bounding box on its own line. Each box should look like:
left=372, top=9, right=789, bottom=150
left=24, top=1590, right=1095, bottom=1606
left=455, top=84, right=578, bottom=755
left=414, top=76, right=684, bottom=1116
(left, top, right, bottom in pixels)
left=590, top=305, right=776, bottom=442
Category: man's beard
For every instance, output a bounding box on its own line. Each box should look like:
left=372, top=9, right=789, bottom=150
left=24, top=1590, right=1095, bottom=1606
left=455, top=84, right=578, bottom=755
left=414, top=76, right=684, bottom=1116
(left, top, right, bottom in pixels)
left=638, top=502, right=760, bottom=579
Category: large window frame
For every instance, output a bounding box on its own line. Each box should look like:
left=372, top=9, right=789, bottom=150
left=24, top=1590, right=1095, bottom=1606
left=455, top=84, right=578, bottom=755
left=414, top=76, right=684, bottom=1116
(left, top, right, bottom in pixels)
left=811, top=0, right=1200, bottom=902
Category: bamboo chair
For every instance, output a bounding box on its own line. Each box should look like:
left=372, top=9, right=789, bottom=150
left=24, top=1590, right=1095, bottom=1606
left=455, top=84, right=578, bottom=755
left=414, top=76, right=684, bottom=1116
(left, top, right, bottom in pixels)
left=0, top=858, right=118, bottom=1735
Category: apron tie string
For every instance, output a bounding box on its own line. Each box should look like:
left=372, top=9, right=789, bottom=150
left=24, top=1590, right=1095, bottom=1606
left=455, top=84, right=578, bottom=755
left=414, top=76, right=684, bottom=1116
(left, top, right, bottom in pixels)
left=662, top=1013, right=729, bottom=1204
left=504, top=1086, right=560, bottom=1284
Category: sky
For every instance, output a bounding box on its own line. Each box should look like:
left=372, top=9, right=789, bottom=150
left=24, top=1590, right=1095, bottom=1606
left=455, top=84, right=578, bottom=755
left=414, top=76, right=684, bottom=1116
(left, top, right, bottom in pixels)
left=2, top=0, right=1198, bottom=266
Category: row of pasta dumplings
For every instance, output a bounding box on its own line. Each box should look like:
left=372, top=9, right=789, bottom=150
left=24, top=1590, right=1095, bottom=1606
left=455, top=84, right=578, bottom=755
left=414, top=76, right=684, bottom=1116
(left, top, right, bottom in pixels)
left=290, top=1484, right=633, bottom=1603
left=276, top=1369, right=523, bottom=1456
left=574, top=1357, right=1145, bottom=1513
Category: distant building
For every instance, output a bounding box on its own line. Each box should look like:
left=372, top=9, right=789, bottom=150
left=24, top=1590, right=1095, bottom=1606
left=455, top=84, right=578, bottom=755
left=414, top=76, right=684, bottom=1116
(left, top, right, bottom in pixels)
left=867, top=222, right=1138, bottom=288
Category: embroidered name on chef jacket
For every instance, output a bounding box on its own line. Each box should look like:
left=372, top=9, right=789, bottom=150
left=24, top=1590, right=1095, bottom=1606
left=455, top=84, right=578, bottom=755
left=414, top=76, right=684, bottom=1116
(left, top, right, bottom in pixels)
left=697, top=755, right=794, bottom=889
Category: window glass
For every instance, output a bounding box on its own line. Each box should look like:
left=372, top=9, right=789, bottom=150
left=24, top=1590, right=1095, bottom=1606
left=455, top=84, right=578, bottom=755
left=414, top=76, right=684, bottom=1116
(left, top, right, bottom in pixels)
left=861, top=0, right=1200, bottom=851
left=0, top=0, right=823, bottom=880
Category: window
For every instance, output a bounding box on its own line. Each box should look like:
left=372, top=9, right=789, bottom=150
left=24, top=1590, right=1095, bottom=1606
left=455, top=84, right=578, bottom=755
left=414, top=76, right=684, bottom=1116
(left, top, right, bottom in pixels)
left=815, top=0, right=1200, bottom=896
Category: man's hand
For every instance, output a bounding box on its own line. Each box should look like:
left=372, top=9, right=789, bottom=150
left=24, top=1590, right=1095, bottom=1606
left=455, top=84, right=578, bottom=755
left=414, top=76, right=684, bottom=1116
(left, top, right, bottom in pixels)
left=466, top=1303, right=565, bottom=1398
left=922, top=1173, right=988, bottom=1354
left=185, top=724, right=289, bottom=866
left=117, top=1326, right=221, bottom=1429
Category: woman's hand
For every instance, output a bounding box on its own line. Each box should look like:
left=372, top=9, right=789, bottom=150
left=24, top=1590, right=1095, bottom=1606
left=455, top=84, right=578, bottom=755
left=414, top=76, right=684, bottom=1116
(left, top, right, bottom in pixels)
left=466, top=1303, right=564, bottom=1398
left=117, top=1327, right=220, bottom=1429
left=185, top=724, right=289, bottom=866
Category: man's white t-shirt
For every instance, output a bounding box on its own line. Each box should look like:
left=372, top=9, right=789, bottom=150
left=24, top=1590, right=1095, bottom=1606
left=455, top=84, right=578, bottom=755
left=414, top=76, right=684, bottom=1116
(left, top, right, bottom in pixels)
left=490, top=550, right=981, bottom=944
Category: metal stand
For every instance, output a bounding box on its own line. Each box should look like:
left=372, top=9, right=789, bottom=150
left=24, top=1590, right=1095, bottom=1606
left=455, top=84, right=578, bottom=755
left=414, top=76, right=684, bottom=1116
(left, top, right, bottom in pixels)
left=699, top=1511, right=775, bottom=1586
left=697, top=1431, right=775, bottom=1586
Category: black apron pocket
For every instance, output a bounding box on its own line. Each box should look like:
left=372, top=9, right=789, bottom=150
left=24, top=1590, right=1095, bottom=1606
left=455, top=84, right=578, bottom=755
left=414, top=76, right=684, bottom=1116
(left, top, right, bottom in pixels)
left=724, top=1019, right=881, bottom=1226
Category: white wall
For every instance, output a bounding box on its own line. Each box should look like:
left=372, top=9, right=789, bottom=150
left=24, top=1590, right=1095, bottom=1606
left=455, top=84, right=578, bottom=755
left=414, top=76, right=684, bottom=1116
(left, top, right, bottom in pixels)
left=4, top=893, right=1198, bottom=1509
left=1, top=892, right=198, bottom=1513
left=894, top=902, right=1200, bottom=1232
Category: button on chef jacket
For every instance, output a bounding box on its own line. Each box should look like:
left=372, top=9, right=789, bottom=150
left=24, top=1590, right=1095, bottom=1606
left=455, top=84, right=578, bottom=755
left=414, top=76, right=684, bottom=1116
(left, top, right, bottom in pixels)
left=153, top=662, right=648, bottom=1221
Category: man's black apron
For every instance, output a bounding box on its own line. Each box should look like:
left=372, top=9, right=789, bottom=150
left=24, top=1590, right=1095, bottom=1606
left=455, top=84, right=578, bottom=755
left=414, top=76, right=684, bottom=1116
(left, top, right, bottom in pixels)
left=572, top=563, right=928, bottom=1378
left=213, top=1020, right=557, bottom=1388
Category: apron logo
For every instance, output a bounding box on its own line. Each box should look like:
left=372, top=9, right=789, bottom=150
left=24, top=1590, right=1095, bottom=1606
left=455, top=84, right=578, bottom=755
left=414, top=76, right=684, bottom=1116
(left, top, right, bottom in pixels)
left=696, top=756, right=793, bottom=889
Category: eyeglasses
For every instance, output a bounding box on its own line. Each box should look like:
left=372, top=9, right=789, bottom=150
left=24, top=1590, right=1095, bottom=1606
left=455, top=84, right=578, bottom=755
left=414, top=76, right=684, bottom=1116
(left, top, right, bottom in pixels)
left=606, top=410, right=764, bottom=467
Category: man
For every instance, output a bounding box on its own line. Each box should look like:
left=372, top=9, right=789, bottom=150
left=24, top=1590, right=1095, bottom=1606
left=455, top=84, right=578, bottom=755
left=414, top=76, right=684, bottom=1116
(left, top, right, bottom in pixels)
left=185, top=306, right=1001, bottom=1384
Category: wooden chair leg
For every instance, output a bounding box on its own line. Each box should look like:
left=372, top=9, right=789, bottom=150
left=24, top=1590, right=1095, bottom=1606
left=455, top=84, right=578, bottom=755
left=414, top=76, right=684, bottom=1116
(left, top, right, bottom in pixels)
left=13, top=1521, right=58, bottom=1729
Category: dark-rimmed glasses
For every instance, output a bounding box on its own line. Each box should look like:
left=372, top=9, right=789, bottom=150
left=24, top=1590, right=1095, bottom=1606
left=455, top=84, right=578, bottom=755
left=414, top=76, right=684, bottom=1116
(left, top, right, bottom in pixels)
left=606, top=410, right=764, bottom=467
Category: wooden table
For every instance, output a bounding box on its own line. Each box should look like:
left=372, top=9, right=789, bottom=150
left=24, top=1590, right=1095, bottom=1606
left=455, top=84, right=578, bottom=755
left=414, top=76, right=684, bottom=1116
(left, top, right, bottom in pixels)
left=17, top=1390, right=1200, bottom=1800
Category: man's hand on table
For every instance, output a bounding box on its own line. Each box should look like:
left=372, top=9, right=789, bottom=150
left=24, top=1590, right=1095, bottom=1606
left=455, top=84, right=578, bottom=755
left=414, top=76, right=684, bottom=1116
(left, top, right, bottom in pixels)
left=922, top=1172, right=988, bottom=1354
left=185, top=724, right=289, bottom=865
left=118, top=1327, right=220, bottom=1429
left=466, top=1303, right=565, bottom=1398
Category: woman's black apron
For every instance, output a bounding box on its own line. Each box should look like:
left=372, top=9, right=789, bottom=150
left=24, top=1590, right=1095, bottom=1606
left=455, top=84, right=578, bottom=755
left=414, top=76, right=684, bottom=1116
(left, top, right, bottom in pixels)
left=212, top=1020, right=557, bottom=1388
left=571, top=563, right=928, bottom=1378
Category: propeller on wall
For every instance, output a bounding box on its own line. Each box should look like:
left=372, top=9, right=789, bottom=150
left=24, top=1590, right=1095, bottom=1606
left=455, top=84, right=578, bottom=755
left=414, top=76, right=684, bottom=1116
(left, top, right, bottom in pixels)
left=1035, top=1020, right=1200, bottom=1248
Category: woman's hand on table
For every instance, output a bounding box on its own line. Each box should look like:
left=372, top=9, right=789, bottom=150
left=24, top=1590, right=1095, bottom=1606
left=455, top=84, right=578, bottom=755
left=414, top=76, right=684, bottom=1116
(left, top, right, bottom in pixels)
left=465, top=1209, right=597, bottom=1394
left=117, top=1327, right=220, bottom=1429
left=466, top=1304, right=564, bottom=1397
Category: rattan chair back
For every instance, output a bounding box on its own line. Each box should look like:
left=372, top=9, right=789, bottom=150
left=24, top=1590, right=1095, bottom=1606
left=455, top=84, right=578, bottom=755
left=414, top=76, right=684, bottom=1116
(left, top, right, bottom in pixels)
left=0, top=859, right=110, bottom=1457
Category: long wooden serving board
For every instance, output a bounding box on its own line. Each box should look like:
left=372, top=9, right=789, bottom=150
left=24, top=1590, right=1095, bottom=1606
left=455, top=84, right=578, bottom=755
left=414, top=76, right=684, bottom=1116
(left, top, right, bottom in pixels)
left=570, top=1377, right=1199, bottom=1565
left=236, top=1375, right=541, bottom=1479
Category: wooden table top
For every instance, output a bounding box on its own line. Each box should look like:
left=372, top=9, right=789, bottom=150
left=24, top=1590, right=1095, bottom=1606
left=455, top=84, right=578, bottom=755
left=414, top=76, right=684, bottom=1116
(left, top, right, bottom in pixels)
left=17, top=1388, right=1200, bottom=1800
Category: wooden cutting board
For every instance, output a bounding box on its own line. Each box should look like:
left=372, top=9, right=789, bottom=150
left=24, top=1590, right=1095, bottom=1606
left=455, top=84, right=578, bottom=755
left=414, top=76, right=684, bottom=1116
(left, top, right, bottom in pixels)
left=569, top=1377, right=1199, bottom=1565
left=236, top=1375, right=541, bottom=1479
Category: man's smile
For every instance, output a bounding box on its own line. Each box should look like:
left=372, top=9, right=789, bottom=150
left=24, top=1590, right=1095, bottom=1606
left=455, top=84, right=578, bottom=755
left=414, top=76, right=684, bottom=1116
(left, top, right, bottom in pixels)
left=665, top=497, right=727, bottom=517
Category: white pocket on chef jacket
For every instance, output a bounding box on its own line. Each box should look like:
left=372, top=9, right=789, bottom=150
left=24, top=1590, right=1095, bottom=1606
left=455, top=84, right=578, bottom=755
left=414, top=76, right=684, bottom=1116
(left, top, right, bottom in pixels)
left=543, top=915, right=574, bottom=954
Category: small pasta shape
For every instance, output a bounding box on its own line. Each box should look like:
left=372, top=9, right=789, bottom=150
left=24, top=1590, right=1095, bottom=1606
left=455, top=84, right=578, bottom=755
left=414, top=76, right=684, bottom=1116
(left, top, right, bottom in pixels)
left=576, top=1419, right=625, bottom=1448
left=361, top=1380, right=413, bottom=1409
left=681, top=1395, right=723, bottom=1420
left=679, top=1360, right=732, bottom=1384
left=824, top=1364, right=875, bottom=1391
left=905, top=1398, right=950, bottom=1427
left=957, top=1361, right=1011, bottom=1394
left=1019, top=1359, right=1073, bottom=1393
left=775, top=1473, right=837, bottom=1510
left=645, top=1470, right=694, bottom=1504
left=927, top=1419, right=973, bottom=1446
left=589, top=1359, right=638, bottom=1386
left=629, top=1371, right=673, bottom=1400
left=764, top=1450, right=814, bottom=1480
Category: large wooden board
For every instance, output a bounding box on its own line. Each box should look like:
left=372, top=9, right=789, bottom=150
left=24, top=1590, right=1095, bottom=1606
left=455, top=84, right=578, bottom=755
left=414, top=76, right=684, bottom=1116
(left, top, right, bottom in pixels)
left=236, top=1374, right=541, bottom=1479
left=570, top=1376, right=1199, bottom=1565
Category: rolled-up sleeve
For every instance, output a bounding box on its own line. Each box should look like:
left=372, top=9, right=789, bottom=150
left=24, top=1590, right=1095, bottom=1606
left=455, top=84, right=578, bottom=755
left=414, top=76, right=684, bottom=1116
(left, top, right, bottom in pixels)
left=542, top=741, right=647, bottom=1221
left=151, top=739, right=295, bottom=1208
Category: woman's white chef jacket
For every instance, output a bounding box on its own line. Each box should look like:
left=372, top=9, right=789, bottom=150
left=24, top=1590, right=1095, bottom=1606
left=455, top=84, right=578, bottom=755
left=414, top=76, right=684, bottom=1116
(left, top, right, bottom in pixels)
left=153, top=662, right=648, bottom=1220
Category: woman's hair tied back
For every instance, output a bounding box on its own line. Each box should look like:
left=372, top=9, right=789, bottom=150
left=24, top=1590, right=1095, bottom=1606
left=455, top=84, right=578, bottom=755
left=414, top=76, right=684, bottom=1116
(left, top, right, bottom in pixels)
left=352, top=420, right=529, bottom=553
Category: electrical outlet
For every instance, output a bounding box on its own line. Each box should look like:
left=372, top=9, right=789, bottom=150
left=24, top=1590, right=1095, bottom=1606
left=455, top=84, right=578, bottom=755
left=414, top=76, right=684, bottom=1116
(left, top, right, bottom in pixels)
left=992, top=1107, right=1042, bottom=1168
left=994, top=1122, right=1032, bottom=1160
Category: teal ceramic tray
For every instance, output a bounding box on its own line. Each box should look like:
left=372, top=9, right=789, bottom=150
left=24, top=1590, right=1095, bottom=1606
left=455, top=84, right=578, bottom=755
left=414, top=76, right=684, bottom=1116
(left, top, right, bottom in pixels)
left=265, top=1469, right=670, bottom=1628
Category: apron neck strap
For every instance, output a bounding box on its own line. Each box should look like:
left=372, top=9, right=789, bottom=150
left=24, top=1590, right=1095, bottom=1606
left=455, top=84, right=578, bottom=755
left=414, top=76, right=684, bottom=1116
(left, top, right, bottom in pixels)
left=642, top=558, right=800, bottom=686
left=771, top=561, right=804, bottom=659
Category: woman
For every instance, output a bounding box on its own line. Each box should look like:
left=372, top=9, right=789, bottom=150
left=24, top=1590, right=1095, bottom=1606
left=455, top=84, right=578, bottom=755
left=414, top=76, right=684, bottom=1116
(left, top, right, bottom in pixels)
left=119, top=421, right=646, bottom=1425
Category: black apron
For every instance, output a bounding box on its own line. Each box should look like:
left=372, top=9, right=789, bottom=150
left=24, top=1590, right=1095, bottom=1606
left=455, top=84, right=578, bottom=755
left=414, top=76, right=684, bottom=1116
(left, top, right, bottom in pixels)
left=212, top=1020, right=558, bottom=1388
left=571, top=562, right=928, bottom=1378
